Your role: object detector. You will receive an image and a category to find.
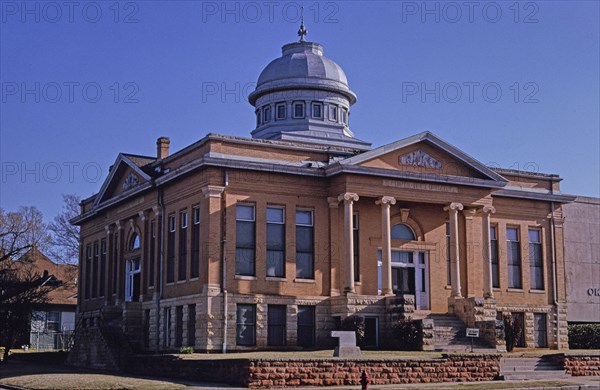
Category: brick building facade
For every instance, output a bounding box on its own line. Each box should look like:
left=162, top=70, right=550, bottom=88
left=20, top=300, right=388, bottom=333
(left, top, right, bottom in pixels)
left=71, top=37, right=575, bottom=354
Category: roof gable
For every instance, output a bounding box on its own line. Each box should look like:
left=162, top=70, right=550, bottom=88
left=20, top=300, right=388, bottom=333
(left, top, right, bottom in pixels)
left=340, top=131, right=507, bottom=183
left=93, top=154, right=153, bottom=207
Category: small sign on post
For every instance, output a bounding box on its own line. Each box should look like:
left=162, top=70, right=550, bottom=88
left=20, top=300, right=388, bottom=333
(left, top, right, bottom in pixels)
left=466, top=328, right=479, bottom=352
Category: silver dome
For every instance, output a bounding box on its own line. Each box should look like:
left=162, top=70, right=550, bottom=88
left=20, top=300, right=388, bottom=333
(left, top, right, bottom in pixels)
left=248, top=41, right=357, bottom=105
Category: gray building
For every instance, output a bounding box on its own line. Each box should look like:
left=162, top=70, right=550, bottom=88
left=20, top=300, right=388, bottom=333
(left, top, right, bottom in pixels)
left=563, top=196, right=600, bottom=323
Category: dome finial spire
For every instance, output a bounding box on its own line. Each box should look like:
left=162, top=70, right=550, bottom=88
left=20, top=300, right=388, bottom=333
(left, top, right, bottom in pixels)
left=297, top=5, right=307, bottom=42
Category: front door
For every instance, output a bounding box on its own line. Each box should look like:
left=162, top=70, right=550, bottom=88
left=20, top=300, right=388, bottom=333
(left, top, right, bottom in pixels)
left=382, top=250, right=430, bottom=310
left=363, top=317, right=378, bottom=348
left=125, top=257, right=141, bottom=302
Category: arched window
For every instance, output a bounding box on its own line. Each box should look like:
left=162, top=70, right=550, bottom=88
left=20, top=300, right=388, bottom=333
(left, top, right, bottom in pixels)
left=129, top=233, right=140, bottom=251
left=391, top=223, right=416, bottom=241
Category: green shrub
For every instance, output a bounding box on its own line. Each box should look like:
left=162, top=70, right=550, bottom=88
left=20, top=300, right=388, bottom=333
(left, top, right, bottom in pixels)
left=339, top=315, right=365, bottom=347
left=179, top=346, right=194, bottom=354
left=391, top=318, right=422, bottom=351
left=568, top=324, right=600, bottom=349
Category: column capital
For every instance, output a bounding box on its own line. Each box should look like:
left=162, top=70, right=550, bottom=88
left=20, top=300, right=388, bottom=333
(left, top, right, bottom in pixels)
left=482, top=205, right=496, bottom=214
left=105, top=225, right=112, bottom=236
left=115, top=220, right=123, bottom=231
left=338, top=192, right=359, bottom=203
left=444, top=202, right=464, bottom=212
left=138, top=210, right=148, bottom=221
left=375, top=196, right=396, bottom=206
left=152, top=205, right=161, bottom=217
left=202, top=185, right=225, bottom=199
left=129, top=218, right=136, bottom=232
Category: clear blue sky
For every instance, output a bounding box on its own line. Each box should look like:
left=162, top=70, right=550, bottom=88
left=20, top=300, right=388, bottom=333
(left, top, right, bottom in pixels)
left=1, top=1, right=599, bottom=221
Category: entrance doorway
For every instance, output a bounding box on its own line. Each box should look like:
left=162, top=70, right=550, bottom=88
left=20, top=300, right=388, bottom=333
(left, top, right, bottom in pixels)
left=363, top=316, right=378, bottom=348
left=379, top=250, right=430, bottom=310
left=125, top=256, right=141, bottom=302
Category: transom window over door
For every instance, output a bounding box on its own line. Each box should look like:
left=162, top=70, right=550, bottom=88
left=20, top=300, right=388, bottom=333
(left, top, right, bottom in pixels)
left=391, top=224, right=416, bottom=241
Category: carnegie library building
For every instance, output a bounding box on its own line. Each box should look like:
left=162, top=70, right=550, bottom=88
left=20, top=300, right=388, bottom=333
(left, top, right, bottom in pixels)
left=71, top=34, right=597, bottom=357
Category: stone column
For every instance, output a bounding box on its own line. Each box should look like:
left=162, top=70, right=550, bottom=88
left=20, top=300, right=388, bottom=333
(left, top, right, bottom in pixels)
left=327, top=197, right=341, bottom=296
left=482, top=205, right=496, bottom=298
left=338, top=192, right=359, bottom=294
left=445, top=202, right=464, bottom=298
left=376, top=196, right=396, bottom=295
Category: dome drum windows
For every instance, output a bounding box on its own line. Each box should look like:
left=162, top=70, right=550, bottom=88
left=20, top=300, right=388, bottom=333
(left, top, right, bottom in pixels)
left=263, top=106, right=272, bottom=123
left=311, top=102, right=323, bottom=119
left=293, top=101, right=305, bottom=119
left=342, top=107, right=349, bottom=125
left=256, top=110, right=261, bottom=127
left=329, top=104, right=338, bottom=122
left=275, top=103, right=286, bottom=120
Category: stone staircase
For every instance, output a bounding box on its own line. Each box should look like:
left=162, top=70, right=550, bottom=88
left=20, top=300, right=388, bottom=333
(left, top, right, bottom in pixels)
left=500, top=357, right=570, bottom=380
left=427, top=314, right=496, bottom=352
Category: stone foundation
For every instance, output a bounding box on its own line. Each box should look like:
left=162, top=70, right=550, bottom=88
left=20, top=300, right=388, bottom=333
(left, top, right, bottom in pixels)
left=549, top=353, right=600, bottom=376
left=125, top=354, right=502, bottom=388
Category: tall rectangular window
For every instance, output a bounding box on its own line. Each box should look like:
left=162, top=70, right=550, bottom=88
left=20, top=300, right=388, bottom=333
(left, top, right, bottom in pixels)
left=175, top=306, right=183, bottom=347
left=507, top=227, right=522, bottom=289
left=446, top=223, right=451, bottom=285
left=178, top=210, right=188, bottom=281
left=92, top=241, right=99, bottom=298
left=167, top=214, right=176, bottom=283
left=490, top=225, right=499, bottom=288
left=235, top=204, right=255, bottom=276
left=353, top=213, right=359, bottom=282
left=191, top=206, right=201, bottom=279
left=46, top=311, right=60, bottom=332
left=85, top=244, right=91, bottom=299
left=149, top=220, right=156, bottom=287
left=266, top=206, right=285, bottom=277
left=187, top=304, right=196, bottom=347
left=529, top=228, right=544, bottom=290
left=236, top=304, right=256, bottom=346
left=99, top=239, right=106, bottom=297
left=296, top=210, right=314, bottom=279
left=293, top=102, right=305, bottom=118
left=297, top=305, right=315, bottom=347
left=267, top=305, right=286, bottom=346
left=276, top=103, right=286, bottom=120
left=112, top=232, right=118, bottom=294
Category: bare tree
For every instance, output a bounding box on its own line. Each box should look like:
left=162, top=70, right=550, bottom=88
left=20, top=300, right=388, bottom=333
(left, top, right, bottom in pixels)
left=0, top=206, right=56, bottom=362
left=48, top=194, right=81, bottom=264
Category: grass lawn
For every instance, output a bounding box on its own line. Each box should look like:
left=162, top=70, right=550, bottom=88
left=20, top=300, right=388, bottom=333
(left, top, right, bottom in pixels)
left=0, top=361, right=189, bottom=390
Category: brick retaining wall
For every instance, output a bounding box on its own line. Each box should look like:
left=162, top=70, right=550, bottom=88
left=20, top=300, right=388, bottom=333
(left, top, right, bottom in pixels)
left=549, top=353, right=600, bottom=377
left=127, top=353, right=501, bottom=388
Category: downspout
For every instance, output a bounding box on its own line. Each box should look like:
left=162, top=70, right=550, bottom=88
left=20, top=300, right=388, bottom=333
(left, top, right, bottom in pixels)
left=550, top=200, right=560, bottom=349
left=155, top=187, right=165, bottom=353
left=221, top=169, right=229, bottom=353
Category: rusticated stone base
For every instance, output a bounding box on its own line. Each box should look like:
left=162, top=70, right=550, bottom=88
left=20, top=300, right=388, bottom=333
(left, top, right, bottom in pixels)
left=549, top=353, right=600, bottom=376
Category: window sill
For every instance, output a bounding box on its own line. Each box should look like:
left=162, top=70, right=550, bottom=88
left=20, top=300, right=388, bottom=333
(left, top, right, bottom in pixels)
left=294, top=278, right=315, bottom=284
left=529, top=289, right=546, bottom=294
left=266, top=276, right=286, bottom=282
left=444, top=285, right=452, bottom=290
left=189, top=277, right=199, bottom=282
left=235, top=275, right=257, bottom=281
left=165, top=282, right=174, bottom=286
left=493, top=288, right=501, bottom=291
left=506, top=288, right=524, bottom=293
left=354, top=281, right=361, bottom=286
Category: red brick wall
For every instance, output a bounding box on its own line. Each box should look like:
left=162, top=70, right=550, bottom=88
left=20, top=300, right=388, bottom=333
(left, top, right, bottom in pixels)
left=247, top=354, right=501, bottom=388
left=555, top=354, right=600, bottom=376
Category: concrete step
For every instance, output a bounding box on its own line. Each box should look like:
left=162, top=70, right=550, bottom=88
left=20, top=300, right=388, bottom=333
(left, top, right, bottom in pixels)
left=501, top=370, right=569, bottom=381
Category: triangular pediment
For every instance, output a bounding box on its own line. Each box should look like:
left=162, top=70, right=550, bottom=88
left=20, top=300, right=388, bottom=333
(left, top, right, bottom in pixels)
left=340, top=131, right=507, bottom=184
left=93, top=154, right=154, bottom=207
